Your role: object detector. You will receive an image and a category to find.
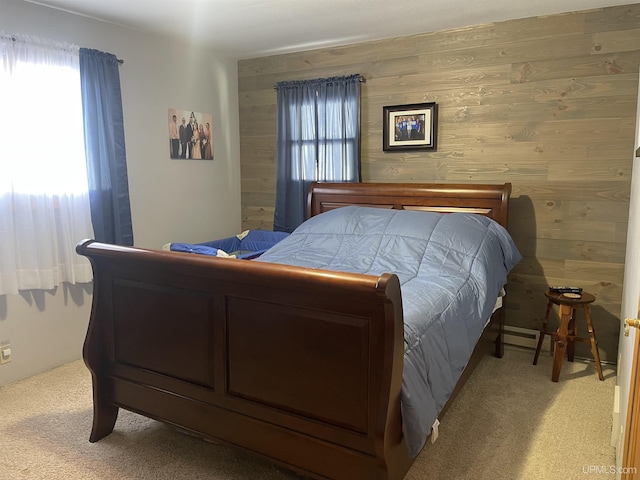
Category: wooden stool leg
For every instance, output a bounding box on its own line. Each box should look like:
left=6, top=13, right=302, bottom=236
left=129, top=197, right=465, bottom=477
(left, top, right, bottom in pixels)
left=533, top=300, right=553, bottom=365
left=567, top=308, right=576, bottom=362
left=584, top=305, right=604, bottom=381
left=552, top=304, right=572, bottom=382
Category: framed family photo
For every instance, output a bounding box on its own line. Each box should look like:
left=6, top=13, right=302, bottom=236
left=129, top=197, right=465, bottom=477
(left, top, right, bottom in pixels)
left=382, top=102, right=437, bottom=152
left=168, top=108, right=214, bottom=160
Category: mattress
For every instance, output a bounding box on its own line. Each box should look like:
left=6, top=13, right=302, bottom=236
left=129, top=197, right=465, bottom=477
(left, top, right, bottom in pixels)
left=257, top=205, right=522, bottom=456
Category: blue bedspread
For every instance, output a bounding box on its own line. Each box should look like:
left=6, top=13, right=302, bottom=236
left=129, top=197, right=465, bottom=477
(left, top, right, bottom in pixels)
left=168, top=230, right=289, bottom=259
left=257, top=205, right=521, bottom=457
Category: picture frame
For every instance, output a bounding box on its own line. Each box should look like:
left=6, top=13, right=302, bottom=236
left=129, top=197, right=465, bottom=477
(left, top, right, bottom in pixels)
left=382, top=102, right=437, bottom=152
left=168, top=108, right=214, bottom=160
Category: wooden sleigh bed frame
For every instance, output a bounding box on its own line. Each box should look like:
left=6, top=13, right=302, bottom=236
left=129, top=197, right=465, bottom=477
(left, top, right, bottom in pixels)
left=77, top=182, right=512, bottom=480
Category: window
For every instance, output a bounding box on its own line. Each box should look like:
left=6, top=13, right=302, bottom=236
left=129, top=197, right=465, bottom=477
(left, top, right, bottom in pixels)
left=274, top=75, right=361, bottom=232
left=0, top=35, right=93, bottom=295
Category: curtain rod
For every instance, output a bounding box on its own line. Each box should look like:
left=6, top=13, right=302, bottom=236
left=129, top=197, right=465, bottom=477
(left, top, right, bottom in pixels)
left=273, top=75, right=365, bottom=90
left=8, top=35, right=124, bottom=65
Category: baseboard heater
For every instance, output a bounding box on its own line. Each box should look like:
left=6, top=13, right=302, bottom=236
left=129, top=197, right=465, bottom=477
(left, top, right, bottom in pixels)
left=504, top=325, right=614, bottom=365
left=503, top=325, right=544, bottom=351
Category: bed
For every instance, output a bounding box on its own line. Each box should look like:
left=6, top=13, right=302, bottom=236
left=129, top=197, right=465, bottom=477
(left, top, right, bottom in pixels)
left=77, top=182, right=520, bottom=480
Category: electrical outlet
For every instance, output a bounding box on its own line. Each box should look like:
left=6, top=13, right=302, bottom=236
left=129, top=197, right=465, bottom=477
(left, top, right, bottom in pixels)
left=0, top=344, right=12, bottom=364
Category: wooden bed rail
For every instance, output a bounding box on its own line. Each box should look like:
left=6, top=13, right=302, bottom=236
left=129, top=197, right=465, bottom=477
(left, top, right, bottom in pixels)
left=76, top=239, right=413, bottom=479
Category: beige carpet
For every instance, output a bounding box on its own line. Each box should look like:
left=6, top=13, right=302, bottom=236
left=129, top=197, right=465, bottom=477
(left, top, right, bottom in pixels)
left=0, top=347, right=616, bottom=480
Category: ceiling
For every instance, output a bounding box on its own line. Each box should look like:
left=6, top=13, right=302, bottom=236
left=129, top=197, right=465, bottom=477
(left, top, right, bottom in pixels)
left=26, top=0, right=632, bottom=59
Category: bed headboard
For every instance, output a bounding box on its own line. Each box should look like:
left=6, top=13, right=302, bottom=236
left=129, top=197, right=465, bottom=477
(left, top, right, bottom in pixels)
left=307, top=182, right=512, bottom=228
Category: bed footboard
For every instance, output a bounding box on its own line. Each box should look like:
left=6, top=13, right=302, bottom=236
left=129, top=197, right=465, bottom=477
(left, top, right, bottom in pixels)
left=77, top=240, right=414, bottom=480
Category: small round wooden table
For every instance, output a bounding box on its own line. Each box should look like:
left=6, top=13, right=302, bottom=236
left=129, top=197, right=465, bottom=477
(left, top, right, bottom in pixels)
left=532, top=289, right=604, bottom=382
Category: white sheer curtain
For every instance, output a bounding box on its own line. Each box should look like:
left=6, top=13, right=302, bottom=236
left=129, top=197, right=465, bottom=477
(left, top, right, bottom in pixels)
left=0, top=34, right=94, bottom=295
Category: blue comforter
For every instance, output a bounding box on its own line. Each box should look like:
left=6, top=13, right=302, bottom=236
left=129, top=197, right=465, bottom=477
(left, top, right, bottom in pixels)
left=257, top=205, right=521, bottom=457
left=169, top=230, right=290, bottom=259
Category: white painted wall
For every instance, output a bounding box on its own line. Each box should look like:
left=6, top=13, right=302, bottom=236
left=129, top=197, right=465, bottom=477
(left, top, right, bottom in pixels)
left=0, top=0, right=241, bottom=385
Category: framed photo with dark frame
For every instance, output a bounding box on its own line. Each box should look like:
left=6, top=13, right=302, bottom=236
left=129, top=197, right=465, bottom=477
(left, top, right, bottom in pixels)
left=383, top=102, right=437, bottom=152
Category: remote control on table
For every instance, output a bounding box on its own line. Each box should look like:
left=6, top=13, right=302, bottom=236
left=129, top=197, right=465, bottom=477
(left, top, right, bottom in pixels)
left=549, top=286, right=583, bottom=294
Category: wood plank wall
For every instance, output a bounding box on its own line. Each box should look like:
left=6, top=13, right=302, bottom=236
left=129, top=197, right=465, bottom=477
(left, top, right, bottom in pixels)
left=238, top=4, right=640, bottom=362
